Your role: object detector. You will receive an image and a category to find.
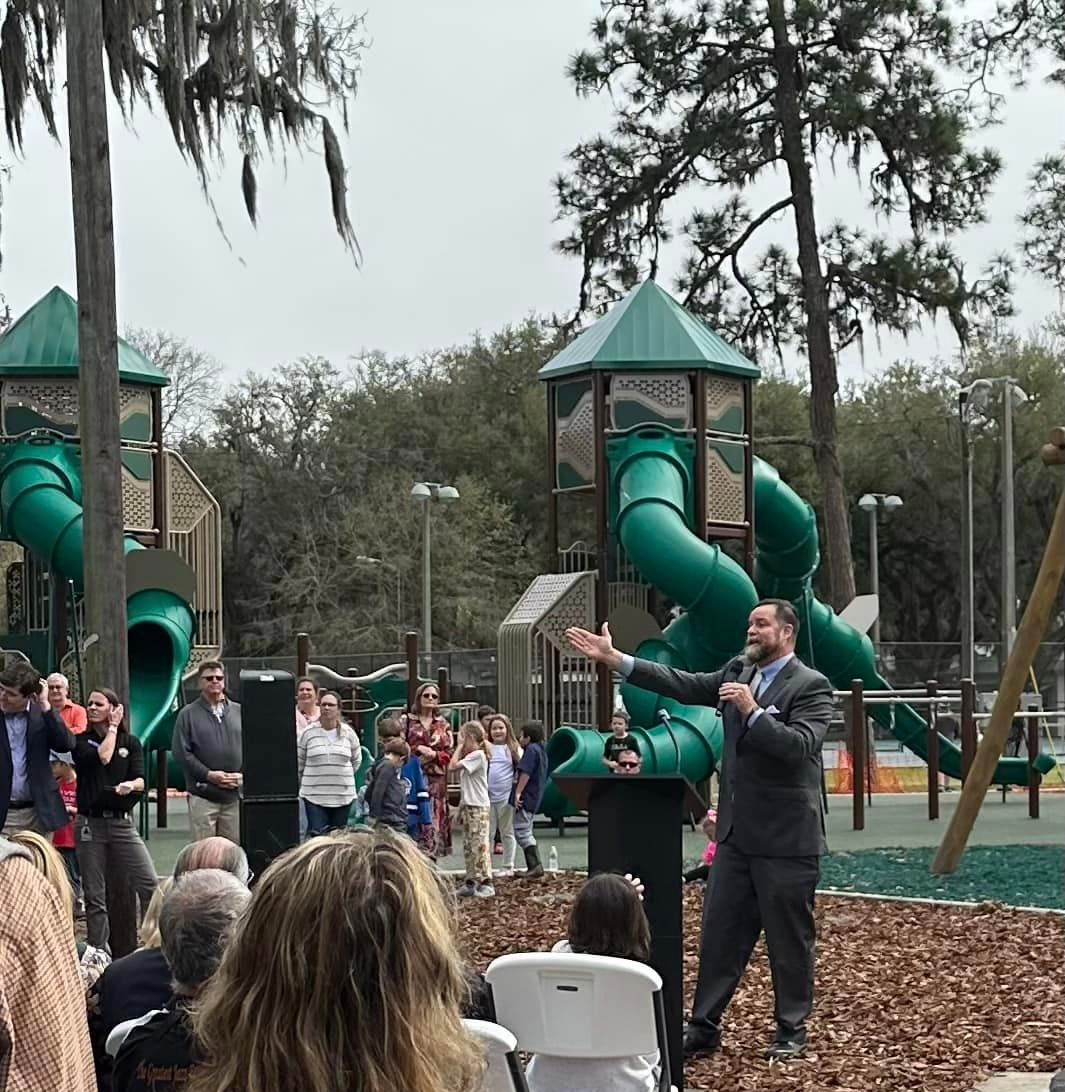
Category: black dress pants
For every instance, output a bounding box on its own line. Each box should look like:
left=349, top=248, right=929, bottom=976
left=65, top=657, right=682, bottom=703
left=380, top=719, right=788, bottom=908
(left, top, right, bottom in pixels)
left=689, top=841, right=819, bottom=1038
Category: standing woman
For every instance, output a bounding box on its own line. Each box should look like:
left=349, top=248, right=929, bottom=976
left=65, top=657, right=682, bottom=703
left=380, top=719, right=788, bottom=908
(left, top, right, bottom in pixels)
left=294, top=677, right=320, bottom=734
left=72, top=689, right=158, bottom=950
left=298, top=691, right=361, bottom=835
left=402, top=682, right=452, bottom=858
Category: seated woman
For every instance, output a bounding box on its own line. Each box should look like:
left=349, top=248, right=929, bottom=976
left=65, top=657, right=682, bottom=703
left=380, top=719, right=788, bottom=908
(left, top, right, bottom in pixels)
left=526, top=873, right=659, bottom=1092
left=187, top=829, right=483, bottom=1092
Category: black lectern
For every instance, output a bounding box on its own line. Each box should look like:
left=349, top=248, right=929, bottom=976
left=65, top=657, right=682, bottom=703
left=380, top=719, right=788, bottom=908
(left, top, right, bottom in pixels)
left=554, top=774, right=705, bottom=1091
left=239, top=670, right=300, bottom=882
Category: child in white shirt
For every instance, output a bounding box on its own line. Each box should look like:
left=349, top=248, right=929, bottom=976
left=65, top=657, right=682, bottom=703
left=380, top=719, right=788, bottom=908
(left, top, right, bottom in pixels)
left=456, top=721, right=493, bottom=898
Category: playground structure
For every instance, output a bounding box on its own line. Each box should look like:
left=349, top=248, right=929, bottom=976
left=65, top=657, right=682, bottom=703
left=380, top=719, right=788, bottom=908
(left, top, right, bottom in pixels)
left=0, top=287, right=222, bottom=780
left=496, top=280, right=1058, bottom=819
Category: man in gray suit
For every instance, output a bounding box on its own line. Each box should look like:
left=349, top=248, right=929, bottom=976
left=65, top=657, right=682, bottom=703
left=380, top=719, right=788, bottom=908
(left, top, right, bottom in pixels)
left=566, top=598, right=833, bottom=1061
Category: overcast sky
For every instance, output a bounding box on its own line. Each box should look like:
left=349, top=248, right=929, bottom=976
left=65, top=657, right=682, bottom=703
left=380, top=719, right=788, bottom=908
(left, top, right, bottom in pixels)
left=2, top=0, right=1061, bottom=383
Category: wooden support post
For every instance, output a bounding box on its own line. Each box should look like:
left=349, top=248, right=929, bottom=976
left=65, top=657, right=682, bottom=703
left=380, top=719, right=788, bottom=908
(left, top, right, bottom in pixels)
left=926, top=679, right=939, bottom=820
left=463, top=684, right=478, bottom=707
left=155, top=748, right=168, bottom=829
left=437, top=667, right=449, bottom=704
left=296, top=632, right=310, bottom=678
left=67, top=0, right=129, bottom=702
left=1028, top=716, right=1041, bottom=820
left=547, top=381, right=559, bottom=566
left=960, top=678, right=977, bottom=783
left=932, top=427, right=1065, bottom=874
left=850, top=679, right=865, bottom=831
left=593, top=371, right=612, bottom=734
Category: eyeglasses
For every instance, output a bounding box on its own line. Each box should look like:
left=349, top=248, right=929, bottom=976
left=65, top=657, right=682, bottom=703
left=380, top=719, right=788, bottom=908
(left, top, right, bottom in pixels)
left=202, top=675, right=225, bottom=682
left=423, top=693, right=439, bottom=701
left=618, top=761, right=640, bottom=770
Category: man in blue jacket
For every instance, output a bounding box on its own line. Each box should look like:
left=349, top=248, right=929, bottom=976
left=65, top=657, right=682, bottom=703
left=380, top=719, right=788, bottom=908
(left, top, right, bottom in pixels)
left=0, top=661, right=77, bottom=835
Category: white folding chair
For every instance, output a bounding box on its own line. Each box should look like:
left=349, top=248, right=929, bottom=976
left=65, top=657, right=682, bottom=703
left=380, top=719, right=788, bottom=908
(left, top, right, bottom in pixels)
left=464, top=1019, right=530, bottom=1092
left=485, top=952, right=673, bottom=1092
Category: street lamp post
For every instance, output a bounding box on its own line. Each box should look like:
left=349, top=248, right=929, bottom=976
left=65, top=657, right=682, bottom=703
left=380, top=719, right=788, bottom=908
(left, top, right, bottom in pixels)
left=857, top=492, right=904, bottom=649
left=411, top=481, right=460, bottom=671
left=958, top=377, right=1028, bottom=672
left=355, top=555, right=402, bottom=640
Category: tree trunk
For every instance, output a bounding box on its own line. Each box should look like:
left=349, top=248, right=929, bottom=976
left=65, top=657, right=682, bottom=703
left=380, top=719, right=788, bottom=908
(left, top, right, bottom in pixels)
left=767, top=0, right=856, bottom=611
left=67, top=1, right=136, bottom=956
left=66, top=0, right=130, bottom=698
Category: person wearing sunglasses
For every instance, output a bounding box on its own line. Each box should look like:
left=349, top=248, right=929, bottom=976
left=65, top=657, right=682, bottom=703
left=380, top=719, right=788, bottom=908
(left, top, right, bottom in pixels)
left=172, top=662, right=243, bottom=844
left=612, top=749, right=642, bottom=776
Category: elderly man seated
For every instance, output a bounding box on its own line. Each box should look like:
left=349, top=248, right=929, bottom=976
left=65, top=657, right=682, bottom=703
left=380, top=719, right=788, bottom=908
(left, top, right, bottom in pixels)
left=110, top=869, right=250, bottom=1092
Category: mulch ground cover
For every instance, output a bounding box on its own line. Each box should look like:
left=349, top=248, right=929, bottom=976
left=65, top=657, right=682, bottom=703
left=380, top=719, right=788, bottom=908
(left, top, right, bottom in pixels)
left=820, top=845, right=1065, bottom=909
left=458, top=873, right=1064, bottom=1092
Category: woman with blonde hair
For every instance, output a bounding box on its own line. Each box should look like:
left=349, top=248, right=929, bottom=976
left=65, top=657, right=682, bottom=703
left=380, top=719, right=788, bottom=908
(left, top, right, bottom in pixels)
left=190, top=829, right=483, bottom=1092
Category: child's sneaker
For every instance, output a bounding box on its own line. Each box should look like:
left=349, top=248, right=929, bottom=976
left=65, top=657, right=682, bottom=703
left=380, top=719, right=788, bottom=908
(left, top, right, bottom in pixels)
left=474, top=883, right=495, bottom=898
left=458, top=880, right=476, bottom=897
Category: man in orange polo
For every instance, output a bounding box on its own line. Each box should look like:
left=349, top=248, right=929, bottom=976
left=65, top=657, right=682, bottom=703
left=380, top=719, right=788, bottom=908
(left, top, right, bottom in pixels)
left=47, top=673, right=87, bottom=735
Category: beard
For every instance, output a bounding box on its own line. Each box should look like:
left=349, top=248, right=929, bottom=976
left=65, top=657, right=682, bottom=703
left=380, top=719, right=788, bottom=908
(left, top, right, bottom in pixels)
left=745, top=637, right=779, bottom=663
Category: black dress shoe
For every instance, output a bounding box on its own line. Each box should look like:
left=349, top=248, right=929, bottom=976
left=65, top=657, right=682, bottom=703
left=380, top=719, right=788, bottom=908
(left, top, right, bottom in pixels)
left=765, top=1037, right=807, bottom=1061
left=682, top=1026, right=721, bottom=1058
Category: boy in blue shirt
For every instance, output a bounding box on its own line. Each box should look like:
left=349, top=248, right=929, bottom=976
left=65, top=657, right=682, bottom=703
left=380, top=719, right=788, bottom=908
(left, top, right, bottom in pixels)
left=376, top=717, right=431, bottom=840
left=511, top=721, right=548, bottom=877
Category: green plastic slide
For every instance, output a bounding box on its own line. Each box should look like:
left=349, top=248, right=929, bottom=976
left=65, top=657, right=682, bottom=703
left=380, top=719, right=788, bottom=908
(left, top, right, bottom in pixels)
left=0, top=435, right=195, bottom=755
left=541, top=427, right=1052, bottom=818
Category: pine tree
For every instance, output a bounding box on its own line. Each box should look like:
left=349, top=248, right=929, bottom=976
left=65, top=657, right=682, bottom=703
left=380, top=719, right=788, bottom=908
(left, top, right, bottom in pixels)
left=556, top=0, right=1015, bottom=607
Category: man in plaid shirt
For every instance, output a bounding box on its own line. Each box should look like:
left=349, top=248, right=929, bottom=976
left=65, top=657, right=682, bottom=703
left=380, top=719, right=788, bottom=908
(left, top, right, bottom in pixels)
left=0, top=836, right=94, bottom=1091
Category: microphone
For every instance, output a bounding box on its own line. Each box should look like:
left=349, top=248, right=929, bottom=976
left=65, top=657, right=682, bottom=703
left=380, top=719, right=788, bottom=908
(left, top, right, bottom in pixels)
left=716, top=657, right=747, bottom=713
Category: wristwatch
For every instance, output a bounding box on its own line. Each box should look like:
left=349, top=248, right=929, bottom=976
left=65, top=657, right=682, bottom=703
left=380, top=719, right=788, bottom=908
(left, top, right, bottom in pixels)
left=107, top=725, right=118, bottom=734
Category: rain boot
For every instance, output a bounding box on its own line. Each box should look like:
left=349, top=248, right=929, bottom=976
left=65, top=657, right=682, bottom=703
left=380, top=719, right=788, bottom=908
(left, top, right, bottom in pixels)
left=523, top=844, right=544, bottom=878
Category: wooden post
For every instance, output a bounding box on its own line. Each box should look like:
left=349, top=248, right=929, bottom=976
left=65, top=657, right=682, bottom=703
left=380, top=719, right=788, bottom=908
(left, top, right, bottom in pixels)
left=593, top=371, right=612, bottom=734
left=694, top=372, right=708, bottom=542
left=926, top=679, right=939, bottom=820
left=546, top=380, right=559, bottom=567
left=931, top=427, right=1065, bottom=874
left=850, top=679, right=865, bottom=831
left=67, top=0, right=136, bottom=957
left=463, top=684, right=478, bottom=707
left=296, top=632, right=310, bottom=678
left=1027, top=716, right=1041, bottom=820
left=66, top=0, right=130, bottom=702
left=960, top=677, right=977, bottom=783
left=151, top=390, right=167, bottom=548
left=437, top=667, right=450, bottom=704
left=404, top=631, right=419, bottom=712
left=155, top=748, right=168, bottom=829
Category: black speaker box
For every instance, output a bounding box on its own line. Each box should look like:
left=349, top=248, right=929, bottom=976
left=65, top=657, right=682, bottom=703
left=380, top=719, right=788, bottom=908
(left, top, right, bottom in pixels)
left=240, top=797, right=300, bottom=881
left=239, top=669, right=298, bottom=798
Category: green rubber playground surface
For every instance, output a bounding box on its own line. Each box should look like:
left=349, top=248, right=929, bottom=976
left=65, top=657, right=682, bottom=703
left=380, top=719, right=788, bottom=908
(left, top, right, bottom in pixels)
left=820, top=844, right=1064, bottom=909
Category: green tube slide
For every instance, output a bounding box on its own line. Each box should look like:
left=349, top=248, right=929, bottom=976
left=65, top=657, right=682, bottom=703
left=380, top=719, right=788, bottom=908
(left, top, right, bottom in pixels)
left=0, top=435, right=196, bottom=755
left=543, top=427, right=1051, bottom=817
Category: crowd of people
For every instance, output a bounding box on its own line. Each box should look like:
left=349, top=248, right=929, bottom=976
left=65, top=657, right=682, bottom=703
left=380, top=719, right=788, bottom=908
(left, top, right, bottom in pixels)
left=2, top=811, right=667, bottom=1092
left=10, top=608, right=830, bottom=1092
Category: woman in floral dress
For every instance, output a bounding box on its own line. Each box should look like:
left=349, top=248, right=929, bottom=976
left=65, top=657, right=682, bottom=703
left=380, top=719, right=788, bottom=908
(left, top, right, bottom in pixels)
left=402, top=682, right=453, bottom=857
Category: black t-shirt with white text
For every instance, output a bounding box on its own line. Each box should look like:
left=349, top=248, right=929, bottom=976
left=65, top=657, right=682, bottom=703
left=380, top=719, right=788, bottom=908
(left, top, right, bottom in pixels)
left=603, top=734, right=641, bottom=764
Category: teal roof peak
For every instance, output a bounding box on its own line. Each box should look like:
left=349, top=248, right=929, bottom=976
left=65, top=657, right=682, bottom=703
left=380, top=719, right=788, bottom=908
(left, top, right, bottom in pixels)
left=0, top=286, right=169, bottom=387
left=539, top=279, right=760, bottom=381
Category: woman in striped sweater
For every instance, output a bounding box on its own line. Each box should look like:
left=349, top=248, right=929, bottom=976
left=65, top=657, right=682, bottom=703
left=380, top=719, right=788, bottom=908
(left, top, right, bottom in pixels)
left=297, top=692, right=361, bottom=835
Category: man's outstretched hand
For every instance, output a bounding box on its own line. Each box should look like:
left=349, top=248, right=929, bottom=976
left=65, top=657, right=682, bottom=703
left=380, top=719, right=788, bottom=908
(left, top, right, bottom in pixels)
left=565, top=623, right=623, bottom=670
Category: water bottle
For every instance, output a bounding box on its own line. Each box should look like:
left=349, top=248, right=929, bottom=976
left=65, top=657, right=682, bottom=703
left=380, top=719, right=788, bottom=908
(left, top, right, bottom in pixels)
left=548, top=845, right=559, bottom=872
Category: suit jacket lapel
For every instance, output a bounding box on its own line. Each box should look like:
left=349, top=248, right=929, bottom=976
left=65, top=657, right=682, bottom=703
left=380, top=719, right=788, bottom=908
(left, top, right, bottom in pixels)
left=759, top=657, right=800, bottom=709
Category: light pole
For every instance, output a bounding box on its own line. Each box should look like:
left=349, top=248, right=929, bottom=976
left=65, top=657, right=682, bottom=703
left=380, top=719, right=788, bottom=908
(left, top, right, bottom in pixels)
left=857, top=492, right=904, bottom=649
left=355, top=555, right=402, bottom=640
left=958, top=377, right=1028, bottom=670
left=411, top=481, right=460, bottom=671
